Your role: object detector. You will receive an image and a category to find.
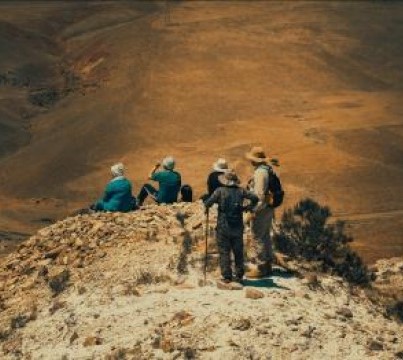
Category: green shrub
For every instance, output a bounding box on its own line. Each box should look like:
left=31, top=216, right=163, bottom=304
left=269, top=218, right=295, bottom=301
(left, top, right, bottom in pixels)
left=274, top=198, right=372, bottom=285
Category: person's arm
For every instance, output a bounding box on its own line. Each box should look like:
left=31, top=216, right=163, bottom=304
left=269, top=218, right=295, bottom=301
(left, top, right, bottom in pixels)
left=242, top=189, right=259, bottom=212
left=207, top=173, right=214, bottom=194
left=148, top=162, right=161, bottom=180
left=254, top=168, right=268, bottom=211
left=204, top=188, right=220, bottom=211
left=99, top=182, right=113, bottom=203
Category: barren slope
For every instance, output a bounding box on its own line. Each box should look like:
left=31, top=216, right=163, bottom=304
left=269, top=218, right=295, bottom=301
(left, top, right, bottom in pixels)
left=0, top=1, right=402, bottom=262
left=0, top=203, right=402, bottom=359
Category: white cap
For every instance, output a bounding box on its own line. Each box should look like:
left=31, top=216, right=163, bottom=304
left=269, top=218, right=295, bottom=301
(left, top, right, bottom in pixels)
left=162, top=156, right=175, bottom=170
left=213, top=158, right=229, bottom=172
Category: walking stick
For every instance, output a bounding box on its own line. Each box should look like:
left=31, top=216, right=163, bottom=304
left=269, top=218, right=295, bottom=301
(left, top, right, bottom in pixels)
left=204, top=209, right=209, bottom=283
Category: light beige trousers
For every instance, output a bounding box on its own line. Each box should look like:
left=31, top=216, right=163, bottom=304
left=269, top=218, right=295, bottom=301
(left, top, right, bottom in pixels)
left=249, top=206, right=274, bottom=266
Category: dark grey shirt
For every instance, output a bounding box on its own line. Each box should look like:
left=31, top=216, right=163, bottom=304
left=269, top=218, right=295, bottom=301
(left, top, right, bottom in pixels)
left=205, top=186, right=258, bottom=230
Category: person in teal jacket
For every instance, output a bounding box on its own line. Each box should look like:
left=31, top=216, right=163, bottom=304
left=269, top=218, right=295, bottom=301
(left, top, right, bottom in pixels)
left=137, top=156, right=181, bottom=206
left=94, top=163, right=136, bottom=212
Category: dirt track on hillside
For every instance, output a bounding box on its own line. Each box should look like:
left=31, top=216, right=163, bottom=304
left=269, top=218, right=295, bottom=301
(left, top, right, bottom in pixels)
left=0, top=1, right=402, bottom=263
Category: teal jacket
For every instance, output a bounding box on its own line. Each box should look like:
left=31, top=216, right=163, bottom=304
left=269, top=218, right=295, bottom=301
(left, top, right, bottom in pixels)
left=96, top=177, right=134, bottom=212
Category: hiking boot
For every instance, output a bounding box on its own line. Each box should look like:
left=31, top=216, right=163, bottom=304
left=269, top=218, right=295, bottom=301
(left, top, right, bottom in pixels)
left=245, top=266, right=263, bottom=279
left=245, top=263, right=272, bottom=279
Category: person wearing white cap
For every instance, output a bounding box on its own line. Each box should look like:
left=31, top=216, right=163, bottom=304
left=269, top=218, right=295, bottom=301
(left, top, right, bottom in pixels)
left=201, top=158, right=229, bottom=201
left=137, top=156, right=181, bottom=206
left=93, top=163, right=136, bottom=212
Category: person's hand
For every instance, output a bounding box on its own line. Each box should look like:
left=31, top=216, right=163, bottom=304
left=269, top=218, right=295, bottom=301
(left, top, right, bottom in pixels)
left=245, top=211, right=256, bottom=222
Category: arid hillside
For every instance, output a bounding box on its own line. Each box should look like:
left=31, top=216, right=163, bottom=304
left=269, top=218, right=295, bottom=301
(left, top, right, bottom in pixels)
left=0, top=1, right=402, bottom=262
left=0, top=203, right=402, bottom=359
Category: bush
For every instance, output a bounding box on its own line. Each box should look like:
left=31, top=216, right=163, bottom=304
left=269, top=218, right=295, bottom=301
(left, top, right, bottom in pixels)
left=386, top=300, right=403, bottom=322
left=29, top=88, right=60, bottom=107
left=274, top=198, right=372, bottom=285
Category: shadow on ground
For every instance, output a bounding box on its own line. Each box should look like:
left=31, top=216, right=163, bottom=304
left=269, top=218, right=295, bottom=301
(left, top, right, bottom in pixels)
left=244, top=268, right=294, bottom=289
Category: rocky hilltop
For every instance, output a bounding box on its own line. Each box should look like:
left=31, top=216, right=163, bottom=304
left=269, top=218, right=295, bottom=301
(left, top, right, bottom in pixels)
left=0, top=202, right=402, bottom=359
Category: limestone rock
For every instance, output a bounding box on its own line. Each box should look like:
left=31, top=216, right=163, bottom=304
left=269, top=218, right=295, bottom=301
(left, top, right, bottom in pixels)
left=368, top=339, right=384, bottom=351
left=245, top=288, right=265, bottom=299
left=48, top=269, right=70, bottom=295
left=336, top=307, right=353, bottom=319
left=83, top=336, right=103, bottom=347
left=231, top=318, right=251, bottom=331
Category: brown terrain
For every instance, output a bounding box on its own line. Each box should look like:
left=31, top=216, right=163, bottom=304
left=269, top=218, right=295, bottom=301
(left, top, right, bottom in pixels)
left=0, top=1, right=403, bottom=263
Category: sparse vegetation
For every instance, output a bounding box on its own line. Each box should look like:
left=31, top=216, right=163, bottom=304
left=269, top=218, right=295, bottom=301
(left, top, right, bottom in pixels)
left=28, top=88, right=61, bottom=107
left=47, top=269, right=70, bottom=295
left=386, top=300, right=403, bottom=323
left=133, top=269, right=171, bottom=286
left=274, top=198, right=373, bottom=285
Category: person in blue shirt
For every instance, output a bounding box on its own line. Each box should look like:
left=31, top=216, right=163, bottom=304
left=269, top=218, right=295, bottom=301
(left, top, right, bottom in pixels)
left=94, top=163, right=136, bottom=212
left=137, top=156, right=181, bottom=206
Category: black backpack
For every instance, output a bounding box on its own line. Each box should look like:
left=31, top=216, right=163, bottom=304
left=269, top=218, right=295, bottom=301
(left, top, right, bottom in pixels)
left=266, top=166, right=284, bottom=208
left=180, top=184, right=193, bottom=202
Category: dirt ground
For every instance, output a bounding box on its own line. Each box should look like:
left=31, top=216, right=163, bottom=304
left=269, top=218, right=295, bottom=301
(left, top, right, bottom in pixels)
left=0, top=1, right=402, bottom=263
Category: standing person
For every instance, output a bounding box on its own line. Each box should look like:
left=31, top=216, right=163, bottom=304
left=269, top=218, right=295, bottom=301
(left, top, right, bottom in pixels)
left=137, top=156, right=181, bottom=206
left=204, top=171, right=258, bottom=284
left=201, top=158, right=229, bottom=201
left=93, top=163, right=136, bottom=212
left=245, top=146, right=277, bottom=278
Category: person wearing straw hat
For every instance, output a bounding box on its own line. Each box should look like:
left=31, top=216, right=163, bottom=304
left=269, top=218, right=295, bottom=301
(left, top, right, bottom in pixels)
left=244, top=146, right=276, bottom=278
left=93, top=163, right=136, bottom=212
left=204, top=170, right=258, bottom=285
left=201, top=158, right=229, bottom=201
left=137, top=156, right=181, bottom=206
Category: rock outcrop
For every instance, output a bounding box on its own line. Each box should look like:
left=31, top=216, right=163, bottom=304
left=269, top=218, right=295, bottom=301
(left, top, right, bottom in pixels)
left=0, top=202, right=401, bottom=359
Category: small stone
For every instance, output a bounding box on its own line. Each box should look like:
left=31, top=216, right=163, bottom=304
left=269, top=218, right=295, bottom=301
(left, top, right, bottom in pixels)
left=395, top=350, right=403, bottom=359
left=172, top=311, right=194, bottom=326
left=48, top=269, right=70, bottom=295
left=69, top=331, right=79, bottom=344
left=77, top=286, right=87, bottom=295
left=231, top=318, right=251, bottom=331
left=245, top=288, right=265, bottom=299
left=161, top=336, right=174, bottom=353
left=336, top=307, right=353, bottom=319
left=83, top=336, right=103, bottom=347
left=367, top=340, right=384, bottom=351
left=49, top=300, right=66, bottom=315
left=38, top=265, right=48, bottom=277
left=301, top=326, right=315, bottom=338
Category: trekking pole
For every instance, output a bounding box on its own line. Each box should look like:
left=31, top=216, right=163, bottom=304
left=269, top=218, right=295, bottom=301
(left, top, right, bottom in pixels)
left=204, top=208, right=209, bottom=283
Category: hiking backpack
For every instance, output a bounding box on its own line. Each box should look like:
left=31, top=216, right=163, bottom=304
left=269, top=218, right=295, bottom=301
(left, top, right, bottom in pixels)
left=266, top=166, right=284, bottom=208
left=180, top=184, right=193, bottom=202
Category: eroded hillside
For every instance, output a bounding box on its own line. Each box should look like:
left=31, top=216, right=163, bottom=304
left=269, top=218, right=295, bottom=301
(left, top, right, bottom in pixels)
left=0, top=1, right=402, bottom=262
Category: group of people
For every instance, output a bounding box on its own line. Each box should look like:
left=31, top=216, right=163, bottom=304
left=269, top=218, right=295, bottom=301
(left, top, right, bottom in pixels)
left=92, top=146, right=281, bottom=283
left=93, top=156, right=183, bottom=212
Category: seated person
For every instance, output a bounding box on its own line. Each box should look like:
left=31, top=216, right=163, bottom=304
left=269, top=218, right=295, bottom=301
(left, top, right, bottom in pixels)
left=137, top=156, right=181, bottom=206
left=201, top=158, right=229, bottom=201
left=93, top=163, right=136, bottom=212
